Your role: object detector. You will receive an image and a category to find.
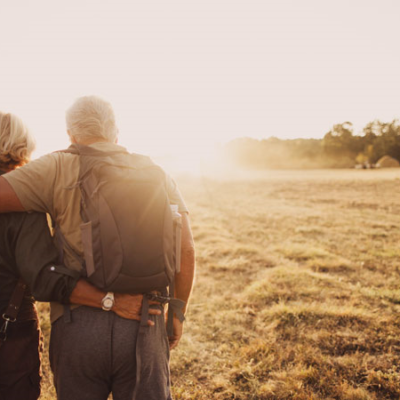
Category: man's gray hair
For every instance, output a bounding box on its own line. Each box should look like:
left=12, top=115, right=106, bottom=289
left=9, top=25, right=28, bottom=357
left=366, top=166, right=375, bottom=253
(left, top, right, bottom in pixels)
left=66, top=96, right=118, bottom=143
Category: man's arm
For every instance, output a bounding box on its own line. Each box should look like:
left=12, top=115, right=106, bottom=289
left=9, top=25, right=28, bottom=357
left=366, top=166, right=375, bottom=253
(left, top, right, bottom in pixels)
left=13, top=212, right=160, bottom=324
left=168, top=212, right=196, bottom=349
left=69, top=280, right=160, bottom=325
left=0, top=176, right=24, bottom=212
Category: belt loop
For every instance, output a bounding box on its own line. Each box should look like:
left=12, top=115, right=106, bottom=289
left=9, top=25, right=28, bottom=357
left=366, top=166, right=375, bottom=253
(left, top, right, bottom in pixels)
left=63, top=305, right=72, bottom=323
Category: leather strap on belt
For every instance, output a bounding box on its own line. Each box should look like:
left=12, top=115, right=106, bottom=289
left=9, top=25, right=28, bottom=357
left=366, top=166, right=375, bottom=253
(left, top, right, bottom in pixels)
left=0, top=279, right=27, bottom=345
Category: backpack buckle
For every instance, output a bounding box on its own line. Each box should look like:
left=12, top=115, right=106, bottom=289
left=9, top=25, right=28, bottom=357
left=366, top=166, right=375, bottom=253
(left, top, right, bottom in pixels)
left=0, top=314, right=16, bottom=342
left=145, top=293, right=171, bottom=305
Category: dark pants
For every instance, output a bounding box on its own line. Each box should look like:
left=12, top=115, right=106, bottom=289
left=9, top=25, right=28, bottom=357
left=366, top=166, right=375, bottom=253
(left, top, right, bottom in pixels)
left=50, top=306, right=171, bottom=400
left=0, top=319, right=42, bottom=400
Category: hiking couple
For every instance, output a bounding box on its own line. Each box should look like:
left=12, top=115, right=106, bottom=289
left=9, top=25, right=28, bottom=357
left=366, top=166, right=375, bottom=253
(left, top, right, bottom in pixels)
left=0, top=96, right=196, bottom=400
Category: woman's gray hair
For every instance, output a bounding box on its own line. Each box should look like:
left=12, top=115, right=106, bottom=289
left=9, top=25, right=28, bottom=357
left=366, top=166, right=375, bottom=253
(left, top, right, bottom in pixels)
left=0, top=112, right=36, bottom=171
left=66, top=96, right=118, bottom=143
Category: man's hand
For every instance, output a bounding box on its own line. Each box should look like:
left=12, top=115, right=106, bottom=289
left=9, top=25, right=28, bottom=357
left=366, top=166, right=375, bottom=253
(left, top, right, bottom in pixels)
left=168, top=316, right=184, bottom=350
left=113, top=293, right=161, bottom=326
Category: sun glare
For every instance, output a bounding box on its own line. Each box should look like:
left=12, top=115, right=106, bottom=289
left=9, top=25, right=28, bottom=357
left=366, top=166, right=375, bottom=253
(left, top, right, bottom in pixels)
left=150, top=144, right=222, bottom=176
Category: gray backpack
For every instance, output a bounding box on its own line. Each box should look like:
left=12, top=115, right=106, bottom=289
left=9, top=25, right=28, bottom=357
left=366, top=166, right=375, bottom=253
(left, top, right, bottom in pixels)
left=55, top=144, right=185, bottom=330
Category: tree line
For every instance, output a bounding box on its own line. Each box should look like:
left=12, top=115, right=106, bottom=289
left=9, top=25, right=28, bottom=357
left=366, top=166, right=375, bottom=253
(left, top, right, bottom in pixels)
left=224, top=120, right=400, bottom=169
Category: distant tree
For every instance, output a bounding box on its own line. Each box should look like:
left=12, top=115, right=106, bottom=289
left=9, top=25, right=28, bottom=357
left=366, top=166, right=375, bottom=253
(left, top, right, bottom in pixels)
left=322, top=122, right=362, bottom=165
left=362, top=120, right=380, bottom=143
left=369, top=120, right=400, bottom=163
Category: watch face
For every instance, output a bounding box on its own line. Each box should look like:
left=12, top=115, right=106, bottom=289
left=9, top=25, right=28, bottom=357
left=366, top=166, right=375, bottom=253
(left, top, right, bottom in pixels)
left=103, top=298, right=113, bottom=309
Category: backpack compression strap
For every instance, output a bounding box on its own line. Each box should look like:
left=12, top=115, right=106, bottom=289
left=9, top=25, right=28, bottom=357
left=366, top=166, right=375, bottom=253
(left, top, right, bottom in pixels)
left=142, top=288, right=186, bottom=336
left=133, top=291, right=185, bottom=400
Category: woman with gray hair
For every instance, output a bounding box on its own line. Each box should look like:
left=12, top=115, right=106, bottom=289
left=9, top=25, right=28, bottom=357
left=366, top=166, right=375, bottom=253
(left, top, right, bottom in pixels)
left=0, top=111, right=160, bottom=400
left=0, top=111, right=44, bottom=400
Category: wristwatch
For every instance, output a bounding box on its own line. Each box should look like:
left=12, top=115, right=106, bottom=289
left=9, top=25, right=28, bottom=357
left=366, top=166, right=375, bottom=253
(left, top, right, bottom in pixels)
left=101, top=292, right=115, bottom=311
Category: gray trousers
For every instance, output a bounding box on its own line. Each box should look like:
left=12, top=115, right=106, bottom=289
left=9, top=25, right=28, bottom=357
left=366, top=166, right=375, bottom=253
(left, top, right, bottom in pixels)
left=49, top=306, right=171, bottom=400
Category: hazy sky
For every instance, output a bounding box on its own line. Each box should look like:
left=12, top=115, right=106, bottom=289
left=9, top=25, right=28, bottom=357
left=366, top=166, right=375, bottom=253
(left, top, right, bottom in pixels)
left=0, top=0, right=399, bottom=160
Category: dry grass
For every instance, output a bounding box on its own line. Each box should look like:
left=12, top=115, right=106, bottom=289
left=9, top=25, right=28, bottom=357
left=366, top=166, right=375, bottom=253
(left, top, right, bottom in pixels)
left=38, top=169, right=400, bottom=399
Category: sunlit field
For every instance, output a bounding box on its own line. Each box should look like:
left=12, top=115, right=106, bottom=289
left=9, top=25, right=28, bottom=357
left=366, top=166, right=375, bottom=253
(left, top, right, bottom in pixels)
left=38, top=169, right=400, bottom=399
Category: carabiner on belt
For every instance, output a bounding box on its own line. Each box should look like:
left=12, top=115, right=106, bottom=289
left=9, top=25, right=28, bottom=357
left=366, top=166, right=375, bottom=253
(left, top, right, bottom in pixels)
left=0, top=314, right=16, bottom=342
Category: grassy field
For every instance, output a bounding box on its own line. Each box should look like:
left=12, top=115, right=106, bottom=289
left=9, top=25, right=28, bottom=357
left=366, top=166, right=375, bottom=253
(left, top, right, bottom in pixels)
left=38, top=169, right=400, bottom=399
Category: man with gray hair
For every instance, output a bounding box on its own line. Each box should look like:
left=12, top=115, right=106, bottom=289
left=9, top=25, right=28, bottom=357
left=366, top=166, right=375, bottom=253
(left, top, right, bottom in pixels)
left=0, top=96, right=196, bottom=400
